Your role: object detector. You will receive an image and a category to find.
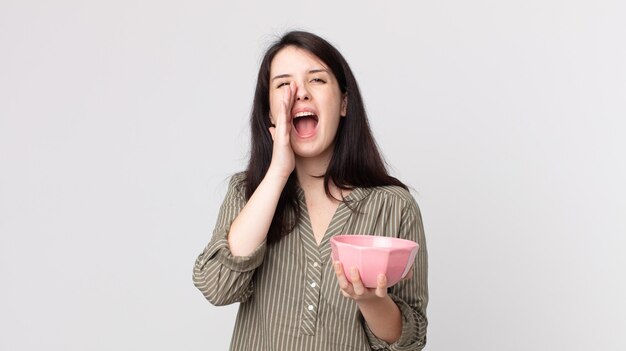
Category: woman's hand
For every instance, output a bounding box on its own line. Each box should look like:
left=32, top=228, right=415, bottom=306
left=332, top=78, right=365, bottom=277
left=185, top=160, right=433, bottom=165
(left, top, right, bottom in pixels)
left=267, top=82, right=296, bottom=180
left=333, top=261, right=414, bottom=301
left=333, top=261, right=409, bottom=344
left=333, top=261, right=389, bottom=301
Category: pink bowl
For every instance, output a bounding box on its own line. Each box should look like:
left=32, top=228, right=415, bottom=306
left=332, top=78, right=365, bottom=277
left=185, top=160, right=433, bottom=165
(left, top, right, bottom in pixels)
left=330, top=235, right=419, bottom=288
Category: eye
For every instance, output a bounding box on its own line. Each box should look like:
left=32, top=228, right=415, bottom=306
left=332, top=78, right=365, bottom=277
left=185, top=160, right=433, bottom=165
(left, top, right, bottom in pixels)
left=276, top=81, right=290, bottom=88
left=311, top=77, right=326, bottom=83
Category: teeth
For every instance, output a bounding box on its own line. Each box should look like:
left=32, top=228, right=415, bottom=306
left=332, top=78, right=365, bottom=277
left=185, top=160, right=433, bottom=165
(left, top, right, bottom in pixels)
left=294, top=111, right=315, bottom=118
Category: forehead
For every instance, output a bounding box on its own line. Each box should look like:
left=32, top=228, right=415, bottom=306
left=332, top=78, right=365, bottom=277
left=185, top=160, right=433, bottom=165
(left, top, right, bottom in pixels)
left=270, top=46, right=329, bottom=75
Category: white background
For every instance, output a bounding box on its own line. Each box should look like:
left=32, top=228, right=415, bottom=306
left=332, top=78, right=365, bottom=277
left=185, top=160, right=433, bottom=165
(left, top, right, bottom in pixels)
left=1, top=1, right=625, bottom=350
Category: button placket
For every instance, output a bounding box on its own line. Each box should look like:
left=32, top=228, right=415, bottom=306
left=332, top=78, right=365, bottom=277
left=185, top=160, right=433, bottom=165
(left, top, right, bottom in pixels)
left=301, top=259, right=322, bottom=335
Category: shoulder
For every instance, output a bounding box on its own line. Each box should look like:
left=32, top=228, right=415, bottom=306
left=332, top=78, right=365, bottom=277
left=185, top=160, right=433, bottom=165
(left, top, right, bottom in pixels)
left=229, top=171, right=247, bottom=185
left=363, top=185, right=421, bottom=215
left=372, top=185, right=413, bottom=200
left=226, top=171, right=248, bottom=197
left=367, top=184, right=415, bottom=204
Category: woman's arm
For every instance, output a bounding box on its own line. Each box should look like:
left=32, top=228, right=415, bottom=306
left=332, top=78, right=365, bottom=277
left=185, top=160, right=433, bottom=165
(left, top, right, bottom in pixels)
left=228, top=81, right=296, bottom=256
left=194, top=83, right=298, bottom=304
left=333, top=263, right=403, bottom=343
left=193, top=174, right=265, bottom=305
left=226, top=172, right=288, bottom=256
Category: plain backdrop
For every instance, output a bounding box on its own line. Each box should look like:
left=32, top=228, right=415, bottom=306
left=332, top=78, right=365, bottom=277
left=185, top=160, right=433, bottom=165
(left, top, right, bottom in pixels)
left=1, top=1, right=625, bottom=350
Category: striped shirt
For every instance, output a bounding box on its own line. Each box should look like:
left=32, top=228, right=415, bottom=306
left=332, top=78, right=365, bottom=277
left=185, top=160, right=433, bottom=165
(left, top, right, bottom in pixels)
left=193, top=172, right=428, bottom=350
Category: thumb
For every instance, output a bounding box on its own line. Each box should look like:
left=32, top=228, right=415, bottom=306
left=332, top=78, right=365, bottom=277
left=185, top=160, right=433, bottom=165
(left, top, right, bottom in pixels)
left=268, top=126, right=276, bottom=141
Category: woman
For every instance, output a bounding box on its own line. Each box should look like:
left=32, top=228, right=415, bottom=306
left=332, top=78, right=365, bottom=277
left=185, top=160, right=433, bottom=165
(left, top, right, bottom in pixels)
left=193, top=31, right=428, bottom=350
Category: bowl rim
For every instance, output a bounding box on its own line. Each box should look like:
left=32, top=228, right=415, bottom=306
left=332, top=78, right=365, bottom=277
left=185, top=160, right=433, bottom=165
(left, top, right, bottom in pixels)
left=330, top=234, right=418, bottom=250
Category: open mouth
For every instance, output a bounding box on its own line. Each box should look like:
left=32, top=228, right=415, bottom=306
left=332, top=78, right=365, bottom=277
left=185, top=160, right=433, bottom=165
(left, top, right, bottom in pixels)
left=293, top=111, right=318, bottom=137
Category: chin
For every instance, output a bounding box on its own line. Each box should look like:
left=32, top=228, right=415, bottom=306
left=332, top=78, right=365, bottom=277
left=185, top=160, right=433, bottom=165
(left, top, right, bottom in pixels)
left=294, top=150, right=321, bottom=159
left=293, top=144, right=334, bottom=160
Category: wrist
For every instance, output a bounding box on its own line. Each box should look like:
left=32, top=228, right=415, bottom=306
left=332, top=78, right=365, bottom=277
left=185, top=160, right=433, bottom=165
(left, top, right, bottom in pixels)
left=357, top=295, right=402, bottom=344
left=265, top=165, right=293, bottom=182
left=355, top=294, right=393, bottom=310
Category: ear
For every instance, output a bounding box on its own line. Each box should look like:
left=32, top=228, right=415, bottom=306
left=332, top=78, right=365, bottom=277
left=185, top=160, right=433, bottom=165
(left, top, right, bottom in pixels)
left=269, top=114, right=276, bottom=126
left=340, top=93, right=348, bottom=117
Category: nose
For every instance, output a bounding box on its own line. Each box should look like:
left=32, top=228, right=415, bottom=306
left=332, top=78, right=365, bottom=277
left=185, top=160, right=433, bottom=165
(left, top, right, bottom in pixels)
left=294, top=83, right=310, bottom=101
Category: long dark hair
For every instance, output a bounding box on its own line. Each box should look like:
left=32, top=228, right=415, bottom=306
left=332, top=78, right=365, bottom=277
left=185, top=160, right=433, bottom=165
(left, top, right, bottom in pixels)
left=245, top=31, right=407, bottom=244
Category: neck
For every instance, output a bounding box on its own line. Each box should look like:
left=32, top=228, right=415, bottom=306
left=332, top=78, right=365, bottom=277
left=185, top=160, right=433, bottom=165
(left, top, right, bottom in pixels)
left=295, top=153, right=348, bottom=200
left=294, top=144, right=333, bottom=180
left=295, top=159, right=327, bottom=192
left=294, top=150, right=333, bottom=193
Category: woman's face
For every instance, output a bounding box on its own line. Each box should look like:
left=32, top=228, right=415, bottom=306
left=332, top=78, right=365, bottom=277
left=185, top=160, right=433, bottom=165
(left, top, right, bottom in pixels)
left=269, top=46, right=346, bottom=162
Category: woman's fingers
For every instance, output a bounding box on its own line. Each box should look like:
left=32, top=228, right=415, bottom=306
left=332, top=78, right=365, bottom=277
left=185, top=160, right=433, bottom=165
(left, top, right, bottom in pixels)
left=267, top=82, right=296, bottom=178
left=333, top=261, right=351, bottom=292
left=333, top=261, right=389, bottom=300
left=375, top=274, right=388, bottom=298
left=285, top=81, right=295, bottom=110
left=349, top=267, right=366, bottom=296
left=276, top=82, right=295, bottom=134
left=268, top=126, right=276, bottom=141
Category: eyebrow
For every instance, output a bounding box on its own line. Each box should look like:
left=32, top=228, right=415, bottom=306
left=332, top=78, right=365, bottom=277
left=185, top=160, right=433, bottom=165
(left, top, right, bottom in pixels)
left=271, top=69, right=329, bottom=82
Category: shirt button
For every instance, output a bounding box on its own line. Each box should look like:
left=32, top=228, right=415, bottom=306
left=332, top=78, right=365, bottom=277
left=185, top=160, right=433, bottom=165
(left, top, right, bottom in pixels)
left=310, top=282, right=317, bottom=288
left=307, top=305, right=314, bottom=311
left=313, top=262, right=319, bottom=268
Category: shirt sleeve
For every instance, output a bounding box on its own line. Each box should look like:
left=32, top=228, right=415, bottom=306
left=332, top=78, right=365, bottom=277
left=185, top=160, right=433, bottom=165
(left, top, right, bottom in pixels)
left=364, top=195, right=429, bottom=350
left=192, top=173, right=267, bottom=306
